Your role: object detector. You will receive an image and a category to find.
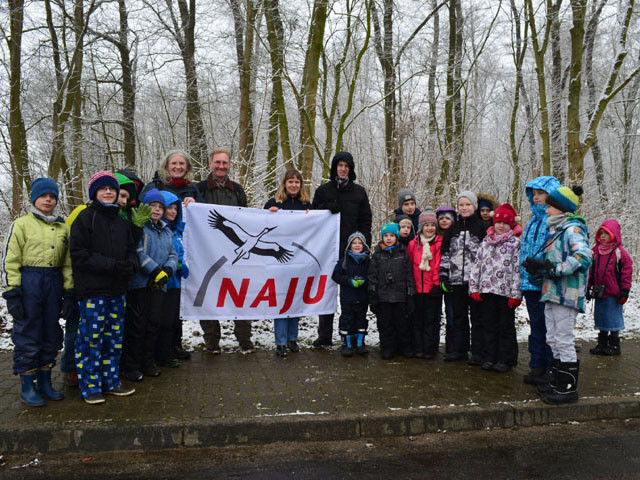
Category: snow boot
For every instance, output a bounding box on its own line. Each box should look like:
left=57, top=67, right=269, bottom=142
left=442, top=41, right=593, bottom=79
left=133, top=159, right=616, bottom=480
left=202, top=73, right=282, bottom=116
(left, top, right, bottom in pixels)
left=542, top=361, right=579, bottom=405
left=523, top=367, right=545, bottom=385
left=20, top=373, right=46, bottom=407
left=341, top=335, right=354, bottom=357
left=603, top=331, right=621, bottom=356
left=355, top=333, right=369, bottom=355
left=36, top=367, right=64, bottom=401
left=589, top=331, right=609, bottom=355
left=536, top=359, right=559, bottom=395
left=276, top=345, right=287, bottom=357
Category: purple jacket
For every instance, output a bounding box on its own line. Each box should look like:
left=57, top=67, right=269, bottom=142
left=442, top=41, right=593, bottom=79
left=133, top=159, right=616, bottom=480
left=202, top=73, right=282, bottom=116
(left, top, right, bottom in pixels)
left=588, top=219, right=633, bottom=298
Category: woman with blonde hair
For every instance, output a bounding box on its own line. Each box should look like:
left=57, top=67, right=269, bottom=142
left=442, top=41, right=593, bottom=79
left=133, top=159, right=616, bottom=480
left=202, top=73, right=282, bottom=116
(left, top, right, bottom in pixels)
left=141, top=149, right=203, bottom=206
left=264, top=169, right=312, bottom=356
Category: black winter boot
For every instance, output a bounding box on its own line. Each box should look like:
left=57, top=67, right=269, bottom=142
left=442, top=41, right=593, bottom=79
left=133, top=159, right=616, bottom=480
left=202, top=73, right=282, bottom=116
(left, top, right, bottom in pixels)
left=355, top=333, right=369, bottom=355
left=536, top=359, right=559, bottom=395
left=542, top=361, right=579, bottom=404
left=523, top=367, right=545, bottom=385
left=589, top=331, right=609, bottom=355
left=341, top=335, right=353, bottom=357
left=603, top=331, right=621, bottom=356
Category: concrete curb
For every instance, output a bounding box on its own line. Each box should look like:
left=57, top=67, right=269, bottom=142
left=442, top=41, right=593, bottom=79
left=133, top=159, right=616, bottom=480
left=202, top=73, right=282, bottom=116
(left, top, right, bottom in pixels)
left=1, top=396, right=639, bottom=454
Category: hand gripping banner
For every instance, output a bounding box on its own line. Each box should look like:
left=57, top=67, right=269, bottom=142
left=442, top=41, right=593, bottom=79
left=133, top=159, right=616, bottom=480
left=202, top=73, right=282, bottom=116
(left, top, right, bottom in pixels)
left=181, top=204, right=339, bottom=320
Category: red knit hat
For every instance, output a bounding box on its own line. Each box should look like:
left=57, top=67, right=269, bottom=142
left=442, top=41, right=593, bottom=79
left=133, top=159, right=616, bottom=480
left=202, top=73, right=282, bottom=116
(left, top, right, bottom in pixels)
left=492, top=203, right=519, bottom=229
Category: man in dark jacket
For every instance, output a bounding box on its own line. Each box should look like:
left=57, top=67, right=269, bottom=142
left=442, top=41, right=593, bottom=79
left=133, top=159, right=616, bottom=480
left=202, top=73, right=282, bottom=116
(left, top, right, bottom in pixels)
left=196, top=147, right=254, bottom=354
left=311, top=151, right=372, bottom=347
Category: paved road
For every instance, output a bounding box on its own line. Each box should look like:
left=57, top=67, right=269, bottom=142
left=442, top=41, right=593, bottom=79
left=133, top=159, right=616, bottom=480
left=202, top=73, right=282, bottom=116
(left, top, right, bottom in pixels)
left=3, top=418, right=640, bottom=479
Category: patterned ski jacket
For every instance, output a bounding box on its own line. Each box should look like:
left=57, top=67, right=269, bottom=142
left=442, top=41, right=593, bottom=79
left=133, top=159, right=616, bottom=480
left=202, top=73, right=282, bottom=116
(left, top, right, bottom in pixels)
left=469, top=229, right=521, bottom=299
left=519, top=176, right=561, bottom=291
left=439, top=214, right=487, bottom=286
left=540, top=214, right=592, bottom=312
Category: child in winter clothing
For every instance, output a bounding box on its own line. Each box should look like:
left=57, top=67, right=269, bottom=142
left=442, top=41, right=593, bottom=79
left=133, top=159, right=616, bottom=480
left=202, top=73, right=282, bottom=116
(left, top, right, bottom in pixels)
left=476, top=192, right=498, bottom=228
left=587, top=219, right=632, bottom=356
left=120, top=188, right=178, bottom=382
left=70, top=171, right=138, bottom=404
left=518, top=176, right=561, bottom=385
left=407, top=208, right=442, bottom=358
left=368, top=222, right=416, bottom=359
left=394, top=189, right=422, bottom=233
left=332, top=232, right=371, bottom=357
left=395, top=214, right=415, bottom=246
left=524, top=185, right=592, bottom=404
left=436, top=206, right=456, bottom=351
left=2, top=178, right=72, bottom=406
left=157, top=191, right=190, bottom=366
left=439, top=191, right=488, bottom=364
left=469, top=203, right=522, bottom=373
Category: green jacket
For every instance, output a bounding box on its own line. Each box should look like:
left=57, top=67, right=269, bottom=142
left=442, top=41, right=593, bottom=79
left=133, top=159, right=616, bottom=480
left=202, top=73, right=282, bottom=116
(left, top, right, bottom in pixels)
left=2, top=212, right=73, bottom=291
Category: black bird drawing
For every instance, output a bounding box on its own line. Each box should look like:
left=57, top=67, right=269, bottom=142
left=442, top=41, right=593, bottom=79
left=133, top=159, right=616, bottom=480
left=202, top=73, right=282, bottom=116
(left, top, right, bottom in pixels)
left=208, top=210, right=294, bottom=265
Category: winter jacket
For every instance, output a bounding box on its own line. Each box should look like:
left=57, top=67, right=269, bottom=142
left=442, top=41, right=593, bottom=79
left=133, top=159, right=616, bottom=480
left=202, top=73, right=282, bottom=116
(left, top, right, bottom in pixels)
left=2, top=211, right=73, bottom=291
left=332, top=253, right=370, bottom=305
left=439, top=214, right=487, bottom=285
left=468, top=230, right=521, bottom=300
left=588, top=219, right=633, bottom=299
left=263, top=194, right=312, bottom=211
left=142, top=171, right=204, bottom=203
left=519, top=176, right=561, bottom=291
left=393, top=206, right=422, bottom=233
left=161, top=191, right=189, bottom=290
left=311, top=156, right=372, bottom=253
left=69, top=201, right=138, bottom=299
left=368, top=243, right=415, bottom=303
left=129, top=218, right=178, bottom=291
left=540, top=215, right=592, bottom=312
left=406, top=234, right=441, bottom=294
left=196, top=174, right=248, bottom=207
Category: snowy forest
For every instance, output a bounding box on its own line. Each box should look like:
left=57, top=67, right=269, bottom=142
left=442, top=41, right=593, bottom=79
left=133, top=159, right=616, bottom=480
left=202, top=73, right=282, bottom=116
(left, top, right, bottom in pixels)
left=2, top=0, right=640, bottom=264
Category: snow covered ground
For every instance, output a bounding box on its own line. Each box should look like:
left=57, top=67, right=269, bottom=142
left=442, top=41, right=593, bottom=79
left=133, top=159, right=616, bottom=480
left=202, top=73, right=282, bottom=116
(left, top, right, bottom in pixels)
left=1, top=285, right=639, bottom=352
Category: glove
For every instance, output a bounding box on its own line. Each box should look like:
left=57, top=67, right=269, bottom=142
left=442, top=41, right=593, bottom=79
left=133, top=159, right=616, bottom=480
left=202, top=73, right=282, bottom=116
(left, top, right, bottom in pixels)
left=131, top=203, right=152, bottom=228
left=617, top=289, right=629, bottom=305
left=508, top=298, right=522, bottom=309
left=114, top=260, right=134, bottom=278
left=440, top=278, right=452, bottom=293
left=350, top=277, right=365, bottom=288
left=61, top=291, right=79, bottom=320
left=2, top=287, right=24, bottom=321
left=325, top=201, right=340, bottom=214
left=470, top=292, right=483, bottom=302
left=161, top=266, right=173, bottom=278
left=430, top=285, right=443, bottom=296
left=180, top=262, right=190, bottom=279
left=148, top=267, right=168, bottom=289
left=524, top=257, right=555, bottom=276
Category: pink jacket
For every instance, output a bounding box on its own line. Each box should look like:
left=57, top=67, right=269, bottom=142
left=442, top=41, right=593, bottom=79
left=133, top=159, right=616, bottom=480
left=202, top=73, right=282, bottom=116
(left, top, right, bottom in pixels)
left=588, top=219, right=633, bottom=298
left=407, top=234, right=442, bottom=294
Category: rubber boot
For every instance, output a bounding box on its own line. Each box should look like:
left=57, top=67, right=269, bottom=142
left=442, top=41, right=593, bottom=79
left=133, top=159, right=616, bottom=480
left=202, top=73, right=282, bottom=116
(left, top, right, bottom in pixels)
left=36, top=367, right=64, bottom=401
left=542, top=361, right=579, bottom=405
left=20, top=373, right=46, bottom=407
left=589, top=330, right=608, bottom=355
left=536, top=359, right=559, bottom=395
left=603, top=331, right=621, bottom=356
left=341, top=335, right=353, bottom=357
left=355, top=333, right=369, bottom=355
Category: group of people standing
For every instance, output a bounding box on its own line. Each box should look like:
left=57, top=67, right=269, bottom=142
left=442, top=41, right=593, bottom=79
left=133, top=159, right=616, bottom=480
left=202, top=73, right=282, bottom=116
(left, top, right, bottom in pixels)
left=1, top=148, right=633, bottom=408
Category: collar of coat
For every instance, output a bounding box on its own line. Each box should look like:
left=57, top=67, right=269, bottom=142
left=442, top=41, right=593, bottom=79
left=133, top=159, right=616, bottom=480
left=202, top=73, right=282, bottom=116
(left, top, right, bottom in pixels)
left=206, top=172, right=235, bottom=192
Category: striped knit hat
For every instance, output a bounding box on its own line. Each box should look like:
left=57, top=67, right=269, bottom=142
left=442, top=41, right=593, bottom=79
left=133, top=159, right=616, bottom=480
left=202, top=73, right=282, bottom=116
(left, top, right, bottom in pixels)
left=546, top=185, right=583, bottom=213
left=88, top=171, right=120, bottom=200
left=417, top=207, right=437, bottom=233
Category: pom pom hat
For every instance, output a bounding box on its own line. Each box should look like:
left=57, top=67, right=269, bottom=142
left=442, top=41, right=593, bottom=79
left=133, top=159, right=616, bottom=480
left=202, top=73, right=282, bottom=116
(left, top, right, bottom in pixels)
left=546, top=185, right=583, bottom=213
left=88, top=171, right=120, bottom=201
left=30, top=177, right=59, bottom=204
left=492, top=203, right=520, bottom=229
left=381, top=222, right=399, bottom=239
left=418, top=207, right=437, bottom=232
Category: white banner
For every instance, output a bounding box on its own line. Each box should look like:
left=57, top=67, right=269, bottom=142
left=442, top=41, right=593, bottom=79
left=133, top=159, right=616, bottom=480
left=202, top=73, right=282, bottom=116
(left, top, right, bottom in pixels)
left=180, top=203, right=339, bottom=320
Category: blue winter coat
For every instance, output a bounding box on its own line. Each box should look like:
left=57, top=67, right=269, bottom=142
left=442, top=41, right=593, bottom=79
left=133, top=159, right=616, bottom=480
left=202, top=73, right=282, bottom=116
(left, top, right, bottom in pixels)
left=160, top=191, right=189, bottom=290
left=518, top=176, right=561, bottom=291
left=129, top=218, right=178, bottom=291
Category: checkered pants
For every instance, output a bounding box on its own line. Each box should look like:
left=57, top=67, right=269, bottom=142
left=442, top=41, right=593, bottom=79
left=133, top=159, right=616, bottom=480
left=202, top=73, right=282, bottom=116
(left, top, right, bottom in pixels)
left=75, top=295, right=126, bottom=398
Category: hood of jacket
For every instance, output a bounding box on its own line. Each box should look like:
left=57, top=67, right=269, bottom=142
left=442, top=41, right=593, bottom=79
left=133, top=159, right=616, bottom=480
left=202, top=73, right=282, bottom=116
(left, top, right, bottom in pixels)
left=160, top=190, right=184, bottom=232
left=525, top=176, right=561, bottom=220
left=596, top=218, right=621, bottom=247
left=330, top=151, right=356, bottom=182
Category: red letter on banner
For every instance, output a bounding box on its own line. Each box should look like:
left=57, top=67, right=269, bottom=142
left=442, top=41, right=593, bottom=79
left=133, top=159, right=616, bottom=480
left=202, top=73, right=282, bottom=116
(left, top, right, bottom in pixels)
left=302, top=275, right=327, bottom=304
left=279, top=277, right=299, bottom=314
left=217, top=278, right=249, bottom=307
left=250, top=278, right=277, bottom=308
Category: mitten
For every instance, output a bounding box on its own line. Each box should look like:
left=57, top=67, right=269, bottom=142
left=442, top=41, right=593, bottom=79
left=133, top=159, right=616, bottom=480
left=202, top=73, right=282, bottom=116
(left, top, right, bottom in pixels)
left=617, top=289, right=629, bottom=305
left=161, top=266, right=173, bottom=278
left=154, top=270, right=169, bottom=286
left=470, top=292, right=483, bottom=302
left=508, top=298, right=521, bottom=309
left=3, top=287, right=24, bottom=321
left=131, top=203, right=152, bottom=228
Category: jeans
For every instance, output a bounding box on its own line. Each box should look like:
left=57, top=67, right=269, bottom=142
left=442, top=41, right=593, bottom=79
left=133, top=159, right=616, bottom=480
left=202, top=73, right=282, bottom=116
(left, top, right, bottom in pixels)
left=274, top=317, right=299, bottom=346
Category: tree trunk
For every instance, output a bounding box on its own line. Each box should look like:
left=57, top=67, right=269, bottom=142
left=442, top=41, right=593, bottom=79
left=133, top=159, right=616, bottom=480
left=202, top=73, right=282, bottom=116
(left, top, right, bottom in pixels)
left=118, top=0, right=136, bottom=170
left=549, top=0, right=564, bottom=182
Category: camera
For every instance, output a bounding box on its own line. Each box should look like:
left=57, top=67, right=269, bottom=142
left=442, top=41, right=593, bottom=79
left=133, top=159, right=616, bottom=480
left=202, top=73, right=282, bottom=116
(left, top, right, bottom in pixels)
left=589, top=284, right=606, bottom=299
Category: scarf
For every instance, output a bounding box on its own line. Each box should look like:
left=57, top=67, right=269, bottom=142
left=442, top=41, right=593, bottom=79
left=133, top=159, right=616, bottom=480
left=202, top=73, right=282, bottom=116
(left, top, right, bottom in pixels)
left=336, top=177, right=350, bottom=190
left=485, top=229, right=513, bottom=246
left=30, top=205, right=60, bottom=225
left=170, top=178, right=189, bottom=189
left=348, top=250, right=367, bottom=263
left=546, top=214, right=567, bottom=230
left=419, top=234, right=434, bottom=271
left=597, top=241, right=617, bottom=256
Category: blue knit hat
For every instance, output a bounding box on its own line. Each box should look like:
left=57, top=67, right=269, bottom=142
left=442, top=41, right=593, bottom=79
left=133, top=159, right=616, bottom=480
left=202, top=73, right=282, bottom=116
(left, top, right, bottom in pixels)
left=546, top=185, right=583, bottom=213
left=142, top=188, right=165, bottom=206
left=381, top=222, right=399, bottom=239
left=30, top=177, right=59, bottom=205
left=88, top=171, right=120, bottom=200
